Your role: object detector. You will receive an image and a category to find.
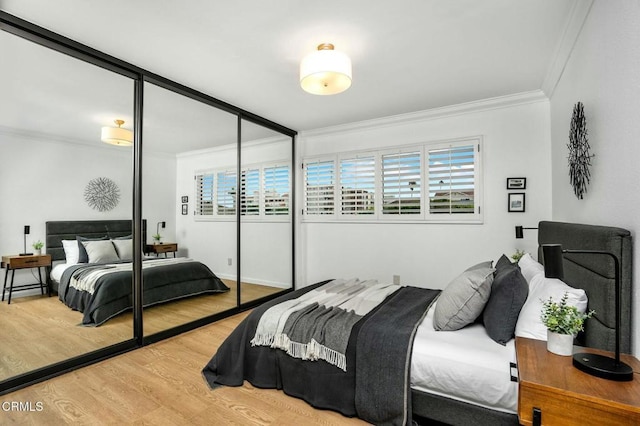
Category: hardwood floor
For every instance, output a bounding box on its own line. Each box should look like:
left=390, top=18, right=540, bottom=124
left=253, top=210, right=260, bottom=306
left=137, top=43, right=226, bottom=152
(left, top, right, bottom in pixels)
left=2, top=311, right=367, bottom=425
left=0, top=281, right=283, bottom=381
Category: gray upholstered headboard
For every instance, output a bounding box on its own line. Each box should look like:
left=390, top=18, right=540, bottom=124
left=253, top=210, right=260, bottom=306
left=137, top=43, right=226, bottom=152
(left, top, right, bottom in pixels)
left=46, top=219, right=147, bottom=262
left=538, top=221, right=632, bottom=354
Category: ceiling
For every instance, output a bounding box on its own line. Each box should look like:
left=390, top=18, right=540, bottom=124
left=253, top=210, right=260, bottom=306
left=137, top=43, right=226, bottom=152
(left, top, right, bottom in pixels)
left=0, top=0, right=577, bottom=149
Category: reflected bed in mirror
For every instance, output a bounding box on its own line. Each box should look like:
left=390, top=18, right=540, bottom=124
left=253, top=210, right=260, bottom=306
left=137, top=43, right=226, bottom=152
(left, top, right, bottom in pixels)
left=46, top=220, right=229, bottom=326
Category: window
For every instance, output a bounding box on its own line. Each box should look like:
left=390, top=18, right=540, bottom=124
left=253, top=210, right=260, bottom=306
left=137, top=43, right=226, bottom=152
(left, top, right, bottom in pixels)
left=216, top=170, right=237, bottom=216
left=382, top=151, right=421, bottom=215
left=428, top=144, right=475, bottom=214
left=340, top=155, right=375, bottom=215
left=304, top=159, right=335, bottom=215
left=240, top=168, right=260, bottom=216
left=195, top=162, right=290, bottom=220
left=264, top=165, right=290, bottom=215
left=303, top=137, right=481, bottom=223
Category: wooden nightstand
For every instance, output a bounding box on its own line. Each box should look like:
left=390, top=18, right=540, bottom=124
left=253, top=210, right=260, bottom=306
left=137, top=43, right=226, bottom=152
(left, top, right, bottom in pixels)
left=145, top=243, right=178, bottom=258
left=1, top=254, right=52, bottom=304
left=516, top=336, right=640, bottom=425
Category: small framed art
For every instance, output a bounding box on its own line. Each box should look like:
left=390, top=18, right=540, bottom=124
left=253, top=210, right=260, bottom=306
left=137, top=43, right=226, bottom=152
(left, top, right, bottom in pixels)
left=506, top=177, right=526, bottom=190
left=181, top=195, right=189, bottom=203
left=508, top=193, right=525, bottom=212
left=181, top=204, right=188, bottom=215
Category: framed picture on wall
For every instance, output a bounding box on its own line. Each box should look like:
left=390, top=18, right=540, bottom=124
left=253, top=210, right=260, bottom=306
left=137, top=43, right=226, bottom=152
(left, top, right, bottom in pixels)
left=506, top=177, right=526, bottom=190
left=181, top=204, right=188, bottom=215
left=508, top=193, right=526, bottom=212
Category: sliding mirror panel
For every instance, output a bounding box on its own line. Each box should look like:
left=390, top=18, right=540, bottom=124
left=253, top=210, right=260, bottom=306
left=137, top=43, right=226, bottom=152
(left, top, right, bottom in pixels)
left=240, top=118, right=293, bottom=304
left=142, top=82, right=239, bottom=338
left=0, top=30, right=134, bottom=382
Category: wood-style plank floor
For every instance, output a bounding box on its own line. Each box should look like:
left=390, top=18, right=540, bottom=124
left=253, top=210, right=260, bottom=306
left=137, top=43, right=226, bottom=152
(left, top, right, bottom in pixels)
left=2, top=311, right=367, bottom=425
left=0, top=281, right=282, bottom=381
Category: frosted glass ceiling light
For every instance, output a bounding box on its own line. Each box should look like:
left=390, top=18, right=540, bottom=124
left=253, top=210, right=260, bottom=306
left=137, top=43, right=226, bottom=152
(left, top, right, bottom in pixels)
left=101, top=119, right=133, bottom=146
left=300, top=43, right=352, bottom=95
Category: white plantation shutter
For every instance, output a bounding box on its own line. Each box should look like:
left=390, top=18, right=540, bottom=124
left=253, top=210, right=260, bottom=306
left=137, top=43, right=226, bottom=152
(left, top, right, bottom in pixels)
left=195, top=172, right=214, bottom=216
left=264, top=165, right=289, bottom=215
left=305, top=159, right=335, bottom=215
left=217, top=170, right=237, bottom=216
left=240, top=168, right=260, bottom=216
left=382, top=151, right=421, bottom=215
left=340, top=155, right=375, bottom=215
left=428, top=144, right=476, bottom=214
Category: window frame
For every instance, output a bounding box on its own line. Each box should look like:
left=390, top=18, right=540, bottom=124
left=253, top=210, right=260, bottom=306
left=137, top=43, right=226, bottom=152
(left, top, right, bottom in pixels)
left=302, top=136, right=483, bottom=224
left=194, top=160, right=291, bottom=222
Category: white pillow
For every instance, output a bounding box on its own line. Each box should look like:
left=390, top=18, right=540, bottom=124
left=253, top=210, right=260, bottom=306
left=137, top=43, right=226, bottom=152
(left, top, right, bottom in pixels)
left=111, top=239, right=133, bottom=261
left=515, top=273, right=588, bottom=340
left=518, top=253, right=545, bottom=284
left=62, top=239, right=80, bottom=264
left=81, top=240, right=119, bottom=264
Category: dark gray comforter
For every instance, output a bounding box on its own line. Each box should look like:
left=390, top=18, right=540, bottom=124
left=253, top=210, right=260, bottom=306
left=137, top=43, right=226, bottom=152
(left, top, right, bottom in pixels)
left=202, top=280, right=439, bottom=426
left=59, top=259, right=229, bottom=326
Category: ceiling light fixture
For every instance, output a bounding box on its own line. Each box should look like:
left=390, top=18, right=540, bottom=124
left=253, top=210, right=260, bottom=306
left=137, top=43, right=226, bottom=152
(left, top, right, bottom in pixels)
left=300, top=43, right=352, bottom=95
left=101, top=119, right=133, bottom=146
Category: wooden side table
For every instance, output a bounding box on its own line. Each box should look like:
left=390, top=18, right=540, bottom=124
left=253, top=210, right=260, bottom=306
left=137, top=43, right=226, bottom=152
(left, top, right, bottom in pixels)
left=516, top=336, right=640, bottom=425
left=145, top=243, right=178, bottom=258
left=1, top=254, right=52, bottom=304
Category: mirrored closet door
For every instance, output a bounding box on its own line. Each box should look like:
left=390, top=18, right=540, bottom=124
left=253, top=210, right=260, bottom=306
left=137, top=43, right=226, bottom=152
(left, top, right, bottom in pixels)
left=239, top=118, right=294, bottom=305
left=0, top=29, right=135, bottom=383
left=141, top=81, right=239, bottom=338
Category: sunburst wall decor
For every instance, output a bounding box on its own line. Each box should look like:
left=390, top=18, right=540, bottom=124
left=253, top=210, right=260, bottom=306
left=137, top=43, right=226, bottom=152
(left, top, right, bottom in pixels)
left=84, top=177, right=120, bottom=212
left=567, top=101, right=593, bottom=199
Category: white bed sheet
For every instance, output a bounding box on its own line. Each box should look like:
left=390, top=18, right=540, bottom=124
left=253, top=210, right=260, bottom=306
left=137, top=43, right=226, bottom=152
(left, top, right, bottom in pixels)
left=50, top=263, right=73, bottom=284
left=410, top=301, right=518, bottom=414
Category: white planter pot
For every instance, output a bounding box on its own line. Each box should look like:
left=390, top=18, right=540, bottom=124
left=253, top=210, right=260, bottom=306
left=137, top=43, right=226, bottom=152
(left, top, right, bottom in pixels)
left=34, top=249, right=42, bottom=256
left=547, top=330, right=574, bottom=356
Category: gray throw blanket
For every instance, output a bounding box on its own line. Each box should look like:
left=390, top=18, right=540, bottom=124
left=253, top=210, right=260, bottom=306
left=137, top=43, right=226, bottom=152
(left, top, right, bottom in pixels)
left=251, top=279, right=399, bottom=370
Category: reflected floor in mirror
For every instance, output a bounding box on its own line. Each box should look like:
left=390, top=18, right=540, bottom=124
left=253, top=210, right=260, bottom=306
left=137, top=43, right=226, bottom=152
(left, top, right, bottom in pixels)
left=0, top=282, right=284, bottom=381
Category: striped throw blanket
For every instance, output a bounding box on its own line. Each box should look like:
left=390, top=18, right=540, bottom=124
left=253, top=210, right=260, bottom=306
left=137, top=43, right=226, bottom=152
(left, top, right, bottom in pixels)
left=251, top=279, right=400, bottom=371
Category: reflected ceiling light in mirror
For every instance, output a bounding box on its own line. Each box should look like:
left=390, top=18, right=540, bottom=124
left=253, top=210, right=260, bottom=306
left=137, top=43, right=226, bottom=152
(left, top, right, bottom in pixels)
left=101, top=119, right=133, bottom=146
left=300, top=43, right=352, bottom=95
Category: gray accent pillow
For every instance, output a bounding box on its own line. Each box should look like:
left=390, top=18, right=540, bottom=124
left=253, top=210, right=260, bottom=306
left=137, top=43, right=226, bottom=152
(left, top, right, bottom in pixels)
left=483, top=255, right=529, bottom=345
left=77, top=235, right=108, bottom=263
left=433, top=261, right=495, bottom=331
left=82, top=240, right=119, bottom=264
left=111, top=238, right=133, bottom=261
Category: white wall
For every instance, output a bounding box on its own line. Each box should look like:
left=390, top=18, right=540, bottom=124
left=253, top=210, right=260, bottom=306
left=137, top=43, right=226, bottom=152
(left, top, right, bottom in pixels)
left=0, top=133, right=175, bottom=292
left=549, top=0, right=640, bottom=355
left=297, top=94, right=552, bottom=289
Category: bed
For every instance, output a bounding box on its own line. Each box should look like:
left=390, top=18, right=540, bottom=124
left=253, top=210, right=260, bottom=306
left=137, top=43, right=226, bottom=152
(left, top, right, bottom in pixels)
left=46, top=220, right=229, bottom=326
left=202, top=221, right=632, bottom=426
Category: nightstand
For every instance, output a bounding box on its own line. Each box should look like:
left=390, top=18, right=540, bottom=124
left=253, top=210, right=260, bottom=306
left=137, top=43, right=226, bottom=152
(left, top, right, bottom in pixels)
left=1, top=254, right=52, bottom=304
left=516, top=336, right=640, bottom=425
left=145, top=243, right=178, bottom=258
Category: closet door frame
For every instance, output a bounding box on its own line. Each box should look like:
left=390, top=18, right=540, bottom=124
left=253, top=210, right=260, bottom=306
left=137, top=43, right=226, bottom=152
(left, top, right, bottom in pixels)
left=0, top=10, right=296, bottom=395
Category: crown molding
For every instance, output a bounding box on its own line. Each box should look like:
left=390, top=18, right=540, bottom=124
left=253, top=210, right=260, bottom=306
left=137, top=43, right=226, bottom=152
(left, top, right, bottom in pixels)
left=0, top=125, right=172, bottom=159
left=541, top=0, right=595, bottom=98
left=300, top=90, right=548, bottom=138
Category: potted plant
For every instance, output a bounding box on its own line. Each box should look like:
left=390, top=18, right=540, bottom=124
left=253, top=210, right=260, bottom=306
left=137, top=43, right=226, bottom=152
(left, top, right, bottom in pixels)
left=540, top=292, right=594, bottom=356
left=152, top=233, right=162, bottom=245
left=32, top=240, right=44, bottom=255
left=511, top=249, right=525, bottom=263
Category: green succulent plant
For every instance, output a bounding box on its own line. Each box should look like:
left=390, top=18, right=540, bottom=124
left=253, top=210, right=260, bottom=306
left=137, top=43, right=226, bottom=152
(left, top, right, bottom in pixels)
left=541, top=292, right=594, bottom=335
left=511, top=249, right=526, bottom=263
